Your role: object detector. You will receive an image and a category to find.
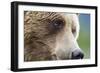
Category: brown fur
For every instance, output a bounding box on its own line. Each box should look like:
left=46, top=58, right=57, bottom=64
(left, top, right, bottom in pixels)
left=24, top=11, right=66, bottom=61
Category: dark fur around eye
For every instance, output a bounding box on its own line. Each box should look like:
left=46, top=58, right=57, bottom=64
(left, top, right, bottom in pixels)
left=48, top=19, right=65, bottom=31
left=47, top=19, right=65, bottom=35
left=52, top=19, right=65, bottom=29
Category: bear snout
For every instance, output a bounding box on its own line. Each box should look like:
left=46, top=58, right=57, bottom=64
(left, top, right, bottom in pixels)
left=71, top=49, right=84, bottom=59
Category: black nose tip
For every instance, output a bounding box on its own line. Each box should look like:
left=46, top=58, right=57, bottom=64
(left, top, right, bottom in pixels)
left=72, top=50, right=84, bottom=59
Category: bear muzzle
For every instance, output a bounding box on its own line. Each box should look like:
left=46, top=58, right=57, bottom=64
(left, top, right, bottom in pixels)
left=71, top=49, right=84, bottom=59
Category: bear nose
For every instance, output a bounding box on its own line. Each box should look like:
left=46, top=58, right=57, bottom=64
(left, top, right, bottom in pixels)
left=72, top=49, right=84, bottom=59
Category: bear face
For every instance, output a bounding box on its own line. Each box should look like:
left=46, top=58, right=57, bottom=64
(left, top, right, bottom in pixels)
left=24, top=11, right=84, bottom=61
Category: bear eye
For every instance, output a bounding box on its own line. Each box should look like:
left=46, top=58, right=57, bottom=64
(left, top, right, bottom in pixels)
left=52, top=19, right=65, bottom=29
left=47, top=19, right=65, bottom=34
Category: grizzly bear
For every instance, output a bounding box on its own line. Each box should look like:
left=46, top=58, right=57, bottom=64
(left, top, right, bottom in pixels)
left=24, top=11, right=84, bottom=61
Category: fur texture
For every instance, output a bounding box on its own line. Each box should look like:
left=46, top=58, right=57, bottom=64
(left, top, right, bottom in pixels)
left=24, top=11, right=81, bottom=61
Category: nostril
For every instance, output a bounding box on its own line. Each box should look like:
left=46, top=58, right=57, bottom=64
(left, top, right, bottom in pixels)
left=72, top=50, right=84, bottom=59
